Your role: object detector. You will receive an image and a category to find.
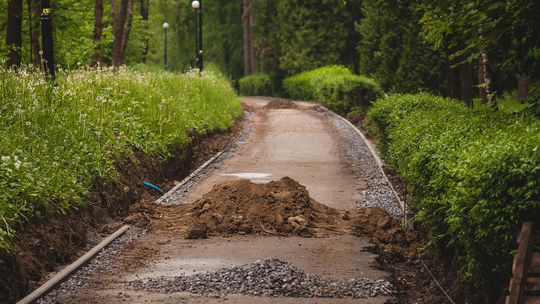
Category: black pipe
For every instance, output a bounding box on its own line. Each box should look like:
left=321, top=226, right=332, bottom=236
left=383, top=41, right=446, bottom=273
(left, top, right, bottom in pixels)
left=198, top=0, right=203, bottom=73
left=40, top=0, right=55, bottom=79
left=164, top=28, right=168, bottom=67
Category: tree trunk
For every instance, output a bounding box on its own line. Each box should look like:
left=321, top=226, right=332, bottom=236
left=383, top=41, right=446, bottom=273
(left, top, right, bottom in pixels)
left=110, top=0, right=133, bottom=67
left=120, top=0, right=134, bottom=56
left=6, top=0, right=23, bottom=68
left=517, top=75, right=530, bottom=102
left=249, top=0, right=257, bottom=74
left=91, top=0, right=104, bottom=66
left=478, top=60, right=488, bottom=104
left=459, top=61, right=473, bottom=108
left=480, top=53, right=495, bottom=107
left=242, top=0, right=252, bottom=75
left=29, top=0, right=41, bottom=66
left=445, top=47, right=459, bottom=99
left=139, top=0, right=149, bottom=63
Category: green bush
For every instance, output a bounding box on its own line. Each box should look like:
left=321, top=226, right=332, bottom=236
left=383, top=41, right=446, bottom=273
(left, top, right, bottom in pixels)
left=283, top=66, right=383, bottom=114
left=367, top=93, right=540, bottom=291
left=526, top=81, right=540, bottom=117
left=0, top=66, right=242, bottom=249
left=238, top=73, right=273, bottom=96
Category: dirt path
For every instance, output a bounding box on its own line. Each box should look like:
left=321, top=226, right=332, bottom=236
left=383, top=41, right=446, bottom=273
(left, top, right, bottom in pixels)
left=178, top=98, right=364, bottom=210
left=46, top=97, right=394, bottom=303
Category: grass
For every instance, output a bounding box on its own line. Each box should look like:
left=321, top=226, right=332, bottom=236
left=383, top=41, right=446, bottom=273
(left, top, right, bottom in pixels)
left=0, top=66, right=242, bottom=249
left=473, top=91, right=533, bottom=113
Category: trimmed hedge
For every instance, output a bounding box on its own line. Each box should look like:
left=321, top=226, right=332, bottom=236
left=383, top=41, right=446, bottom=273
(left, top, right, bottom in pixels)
left=238, top=73, right=273, bottom=96
left=283, top=66, right=383, bottom=114
left=367, top=93, right=540, bottom=290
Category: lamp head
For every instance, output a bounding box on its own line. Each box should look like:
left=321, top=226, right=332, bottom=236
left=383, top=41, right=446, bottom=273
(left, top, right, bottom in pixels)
left=162, top=22, right=170, bottom=29
left=191, top=0, right=200, bottom=9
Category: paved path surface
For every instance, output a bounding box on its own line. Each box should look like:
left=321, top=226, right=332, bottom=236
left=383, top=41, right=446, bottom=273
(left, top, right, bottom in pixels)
left=50, top=97, right=392, bottom=303
left=180, top=98, right=365, bottom=210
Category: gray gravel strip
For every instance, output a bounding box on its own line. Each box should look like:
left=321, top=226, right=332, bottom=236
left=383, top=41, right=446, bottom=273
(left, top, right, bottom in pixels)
left=126, top=259, right=394, bottom=299
left=161, top=110, right=254, bottom=205
left=320, top=109, right=403, bottom=218
left=37, top=227, right=146, bottom=303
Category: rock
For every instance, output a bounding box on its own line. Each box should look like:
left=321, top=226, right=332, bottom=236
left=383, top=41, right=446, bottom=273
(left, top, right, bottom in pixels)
left=376, top=216, right=390, bottom=229
left=185, top=223, right=208, bottom=239
left=211, top=213, right=223, bottom=224
left=287, top=215, right=307, bottom=230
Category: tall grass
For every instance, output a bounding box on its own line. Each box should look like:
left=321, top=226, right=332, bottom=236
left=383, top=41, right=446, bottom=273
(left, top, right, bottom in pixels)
left=0, top=66, right=242, bottom=249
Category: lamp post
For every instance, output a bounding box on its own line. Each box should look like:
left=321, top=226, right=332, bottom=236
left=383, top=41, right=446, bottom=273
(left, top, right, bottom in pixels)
left=41, top=0, right=56, bottom=79
left=191, top=0, right=203, bottom=74
left=162, top=22, right=169, bottom=68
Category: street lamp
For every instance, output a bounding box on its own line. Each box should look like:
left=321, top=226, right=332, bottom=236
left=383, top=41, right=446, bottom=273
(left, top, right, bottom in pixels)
left=191, top=0, right=203, bottom=74
left=41, top=0, right=56, bottom=79
left=162, top=22, right=170, bottom=68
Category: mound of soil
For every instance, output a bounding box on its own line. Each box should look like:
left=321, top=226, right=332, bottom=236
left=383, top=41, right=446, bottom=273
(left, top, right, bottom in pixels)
left=351, top=208, right=419, bottom=259
left=144, top=177, right=348, bottom=238
left=263, top=99, right=300, bottom=110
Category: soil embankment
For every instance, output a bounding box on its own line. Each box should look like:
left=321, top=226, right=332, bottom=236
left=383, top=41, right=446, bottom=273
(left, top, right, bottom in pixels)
left=0, top=110, right=247, bottom=303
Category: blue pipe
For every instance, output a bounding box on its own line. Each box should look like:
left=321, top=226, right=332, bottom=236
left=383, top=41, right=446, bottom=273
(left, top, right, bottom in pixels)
left=143, top=181, right=164, bottom=194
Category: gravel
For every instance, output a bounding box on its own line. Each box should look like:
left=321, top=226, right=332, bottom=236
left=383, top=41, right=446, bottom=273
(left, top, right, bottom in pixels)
left=37, top=227, right=146, bottom=303
left=160, top=110, right=254, bottom=205
left=127, top=259, right=394, bottom=299
left=321, top=109, right=403, bottom=218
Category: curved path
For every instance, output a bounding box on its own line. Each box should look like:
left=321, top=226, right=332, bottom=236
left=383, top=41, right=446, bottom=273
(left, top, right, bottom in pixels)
left=45, top=97, right=393, bottom=303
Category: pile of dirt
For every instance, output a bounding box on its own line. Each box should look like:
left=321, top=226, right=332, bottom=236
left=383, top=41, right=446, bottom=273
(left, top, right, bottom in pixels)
left=131, top=177, right=420, bottom=254
left=263, top=99, right=300, bottom=110
left=350, top=208, right=419, bottom=259
left=145, top=177, right=348, bottom=238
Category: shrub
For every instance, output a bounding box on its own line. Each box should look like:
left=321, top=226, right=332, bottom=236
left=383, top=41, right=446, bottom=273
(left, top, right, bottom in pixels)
left=283, top=66, right=383, bottom=114
left=238, top=73, right=273, bottom=96
left=0, top=66, right=242, bottom=249
left=367, top=93, right=540, bottom=291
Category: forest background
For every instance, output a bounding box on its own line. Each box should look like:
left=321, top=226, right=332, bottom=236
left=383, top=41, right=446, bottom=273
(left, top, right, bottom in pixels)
left=2, top=0, right=539, bottom=106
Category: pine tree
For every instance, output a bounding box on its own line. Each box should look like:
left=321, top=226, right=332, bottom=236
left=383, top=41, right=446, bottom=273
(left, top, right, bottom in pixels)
left=277, top=0, right=350, bottom=76
left=357, top=0, right=446, bottom=93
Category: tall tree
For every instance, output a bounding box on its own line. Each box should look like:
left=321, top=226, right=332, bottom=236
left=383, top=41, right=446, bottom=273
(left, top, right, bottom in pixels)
left=110, top=0, right=134, bottom=67
left=242, top=0, right=253, bottom=75
left=27, top=0, right=40, bottom=66
left=6, top=0, right=23, bottom=68
left=139, top=0, right=149, bottom=62
left=248, top=0, right=257, bottom=74
left=357, top=0, right=446, bottom=94
left=277, top=0, right=350, bottom=75
left=203, top=0, right=244, bottom=79
left=91, top=0, right=104, bottom=66
left=420, top=0, right=540, bottom=107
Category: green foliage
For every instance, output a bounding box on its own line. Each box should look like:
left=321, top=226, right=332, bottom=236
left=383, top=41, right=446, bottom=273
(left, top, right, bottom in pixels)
left=526, top=82, right=540, bottom=118
left=283, top=66, right=383, bottom=114
left=367, top=93, right=540, bottom=291
left=357, top=0, right=446, bottom=93
left=419, top=0, right=540, bottom=84
left=238, top=73, right=273, bottom=96
left=254, top=0, right=357, bottom=80
left=276, top=0, right=351, bottom=76
left=203, top=0, right=244, bottom=80
left=0, top=67, right=241, bottom=249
